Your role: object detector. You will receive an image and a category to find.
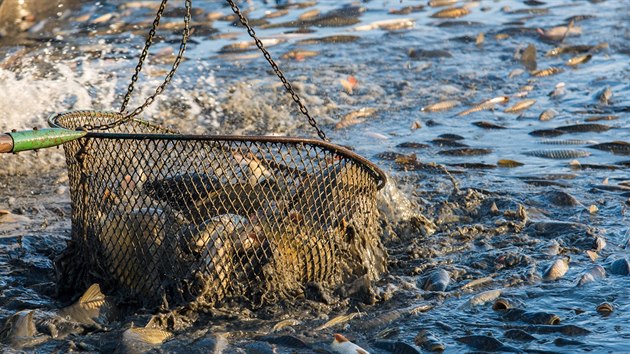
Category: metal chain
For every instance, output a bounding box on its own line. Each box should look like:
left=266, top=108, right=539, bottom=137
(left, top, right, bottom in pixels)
left=85, top=0, right=191, bottom=131
left=119, top=0, right=169, bottom=115
left=225, top=0, right=328, bottom=141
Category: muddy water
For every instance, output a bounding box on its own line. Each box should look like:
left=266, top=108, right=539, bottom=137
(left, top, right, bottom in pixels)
left=0, top=0, right=629, bottom=352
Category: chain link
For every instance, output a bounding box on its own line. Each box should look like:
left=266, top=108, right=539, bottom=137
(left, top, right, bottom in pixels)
left=225, top=0, right=328, bottom=141
left=87, top=0, right=191, bottom=131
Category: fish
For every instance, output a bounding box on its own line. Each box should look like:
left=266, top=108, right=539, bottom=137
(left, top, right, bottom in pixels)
left=396, top=142, right=429, bottom=149
left=502, top=309, right=561, bottom=325
left=503, top=329, right=536, bottom=341
left=281, top=50, right=319, bottom=61
left=144, top=173, right=221, bottom=210
left=422, top=269, right=450, bottom=291
left=529, top=129, right=565, bottom=137
left=456, top=96, right=509, bottom=116
left=456, top=335, right=518, bottom=352
left=592, top=237, right=606, bottom=251
left=57, top=283, right=107, bottom=325
left=376, top=151, right=407, bottom=161
left=447, top=162, right=496, bottom=169
left=119, top=325, right=172, bottom=354
left=431, top=138, right=469, bottom=148
left=99, top=207, right=184, bottom=298
left=465, top=289, right=502, bottom=307
left=177, top=214, right=254, bottom=255
left=0, top=310, right=48, bottom=348
left=297, top=35, right=360, bottom=45
left=473, top=121, right=506, bottom=129
left=354, top=18, right=415, bottom=31
left=421, top=100, right=460, bottom=112
left=331, top=333, right=370, bottom=354
left=429, top=0, right=458, bottom=7
left=524, top=149, right=591, bottom=159
left=537, top=25, right=582, bottom=41
left=546, top=190, right=580, bottom=207
left=262, top=7, right=364, bottom=29
left=504, top=99, right=536, bottom=113
left=460, top=276, right=494, bottom=290
left=315, top=312, right=361, bottom=331
left=177, top=214, right=260, bottom=301
left=414, top=329, right=445, bottom=352
left=539, top=108, right=558, bottom=121
left=507, top=8, right=550, bottom=15
left=145, top=155, right=280, bottom=222
left=549, top=82, right=566, bottom=98
left=545, top=43, right=606, bottom=57
left=526, top=324, right=591, bottom=336
left=609, top=258, right=630, bottom=276
left=598, top=87, right=612, bottom=105
left=298, top=9, right=320, bottom=21
left=259, top=334, right=310, bottom=349
left=340, top=75, right=358, bottom=94
left=531, top=67, right=564, bottom=77
left=475, top=32, right=484, bottom=46
left=492, top=298, right=513, bottom=311
left=336, top=108, right=378, bottom=129
left=372, top=340, right=421, bottom=353
left=431, top=7, right=470, bottom=18
left=408, top=49, right=452, bottom=59
left=520, top=44, right=537, bottom=71
left=272, top=319, right=300, bottom=332
left=585, top=115, right=619, bottom=122
left=570, top=161, right=618, bottom=171
left=389, top=5, right=425, bottom=15
left=596, top=302, right=614, bottom=315
left=259, top=218, right=340, bottom=292
left=375, top=327, right=400, bottom=339
left=497, top=159, right=524, bottom=168
left=540, top=139, right=597, bottom=145
left=509, top=69, right=525, bottom=78
left=586, top=250, right=599, bottom=262
left=438, top=148, right=492, bottom=156
left=556, top=123, right=611, bottom=133
left=439, top=133, right=465, bottom=140
left=577, top=265, right=606, bottom=286
left=264, top=9, right=289, bottom=19
left=543, top=257, right=570, bottom=281
left=219, top=38, right=285, bottom=53
left=566, top=54, right=592, bottom=66
left=495, top=33, right=510, bottom=40
left=587, top=141, right=630, bottom=156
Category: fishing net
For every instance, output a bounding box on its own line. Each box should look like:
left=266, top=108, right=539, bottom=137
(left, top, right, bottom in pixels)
left=49, top=0, right=387, bottom=309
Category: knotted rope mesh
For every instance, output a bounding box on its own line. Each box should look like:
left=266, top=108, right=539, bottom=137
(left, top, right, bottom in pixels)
left=50, top=111, right=386, bottom=309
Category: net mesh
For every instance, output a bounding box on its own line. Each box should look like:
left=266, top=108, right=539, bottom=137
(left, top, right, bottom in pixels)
left=50, top=111, right=386, bottom=309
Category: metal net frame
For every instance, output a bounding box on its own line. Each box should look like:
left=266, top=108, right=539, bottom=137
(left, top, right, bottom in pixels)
left=50, top=111, right=387, bottom=309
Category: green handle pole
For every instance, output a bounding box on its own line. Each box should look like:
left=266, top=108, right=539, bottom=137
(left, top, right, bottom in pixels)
left=0, top=128, right=87, bottom=153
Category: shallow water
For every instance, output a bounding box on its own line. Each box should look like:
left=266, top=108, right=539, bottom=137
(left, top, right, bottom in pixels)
left=0, top=0, right=629, bottom=352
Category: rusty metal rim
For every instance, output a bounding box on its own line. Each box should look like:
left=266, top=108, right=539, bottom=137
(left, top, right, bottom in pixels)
left=49, top=110, right=387, bottom=190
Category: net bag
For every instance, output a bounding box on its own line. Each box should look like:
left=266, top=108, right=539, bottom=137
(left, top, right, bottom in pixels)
left=49, top=1, right=387, bottom=309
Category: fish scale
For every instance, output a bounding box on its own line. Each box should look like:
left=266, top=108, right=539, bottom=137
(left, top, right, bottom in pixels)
left=540, top=139, right=598, bottom=145
left=524, top=149, right=591, bottom=159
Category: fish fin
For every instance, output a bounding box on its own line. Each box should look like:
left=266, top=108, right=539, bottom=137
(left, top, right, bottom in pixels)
left=79, top=284, right=106, bottom=309
left=13, top=310, right=37, bottom=337
left=357, top=350, right=369, bottom=354
left=333, top=333, right=348, bottom=343
left=128, top=327, right=172, bottom=344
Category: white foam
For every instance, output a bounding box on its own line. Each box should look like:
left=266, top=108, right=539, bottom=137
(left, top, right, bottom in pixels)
left=0, top=57, right=118, bottom=174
